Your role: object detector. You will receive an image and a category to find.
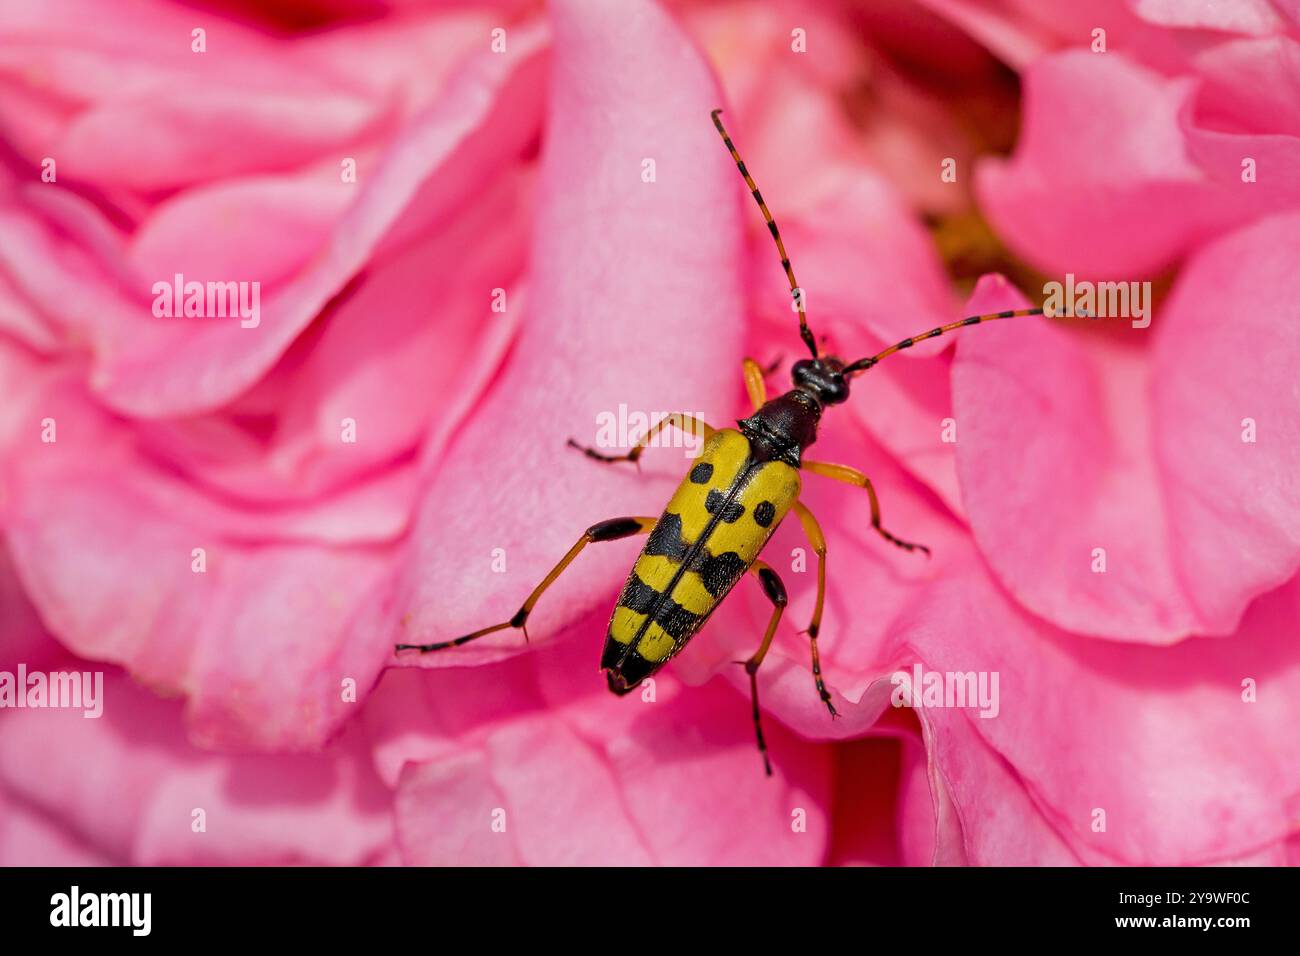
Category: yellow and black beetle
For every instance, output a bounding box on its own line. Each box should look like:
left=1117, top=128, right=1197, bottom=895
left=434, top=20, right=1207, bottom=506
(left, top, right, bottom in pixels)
left=398, top=109, right=1042, bottom=774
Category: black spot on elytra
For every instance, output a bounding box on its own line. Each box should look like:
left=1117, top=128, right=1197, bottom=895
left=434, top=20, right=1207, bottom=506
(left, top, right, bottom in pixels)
left=753, top=501, right=776, bottom=528
left=689, top=462, right=714, bottom=484
left=705, top=489, right=745, bottom=523
left=645, top=513, right=688, bottom=561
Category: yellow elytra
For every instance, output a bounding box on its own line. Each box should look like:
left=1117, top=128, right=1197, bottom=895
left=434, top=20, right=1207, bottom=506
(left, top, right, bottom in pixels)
left=395, top=109, right=1046, bottom=775
left=602, top=429, right=799, bottom=685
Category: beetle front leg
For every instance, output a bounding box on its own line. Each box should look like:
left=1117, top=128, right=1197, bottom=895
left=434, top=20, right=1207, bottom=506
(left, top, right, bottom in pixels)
left=742, top=358, right=767, bottom=411
left=567, top=412, right=715, bottom=468
left=395, top=516, right=657, bottom=654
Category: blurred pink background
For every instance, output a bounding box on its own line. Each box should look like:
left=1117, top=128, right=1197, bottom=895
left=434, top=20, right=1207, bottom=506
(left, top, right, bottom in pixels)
left=1, top=0, right=1298, bottom=865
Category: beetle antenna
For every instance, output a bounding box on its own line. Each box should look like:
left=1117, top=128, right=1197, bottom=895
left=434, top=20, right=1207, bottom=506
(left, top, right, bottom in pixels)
left=842, top=307, right=1045, bottom=376
left=711, top=109, right=818, bottom=360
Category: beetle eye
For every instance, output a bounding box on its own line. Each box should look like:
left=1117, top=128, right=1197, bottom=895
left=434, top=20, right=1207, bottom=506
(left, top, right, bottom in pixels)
left=791, top=359, right=816, bottom=387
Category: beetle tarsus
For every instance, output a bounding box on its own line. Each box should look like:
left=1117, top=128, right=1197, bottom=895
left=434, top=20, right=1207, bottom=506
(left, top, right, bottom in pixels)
left=566, top=437, right=633, bottom=465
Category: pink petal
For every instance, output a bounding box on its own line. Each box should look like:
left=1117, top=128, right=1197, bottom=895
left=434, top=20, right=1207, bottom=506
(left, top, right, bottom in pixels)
left=0, top=0, right=385, bottom=191
left=0, top=790, right=115, bottom=866
left=1276, top=0, right=1300, bottom=27
left=0, top=23, right=548, bottom=417
left=1152, top=211, right=1300, bottom=632
left=955, top=210, right=1300, bottom=642
left=293, top=6, right=504, bottom=120
left=953, top=275, right=1207, bottom=641
left=61, top=86, right=380, bottom=193
left=0, top=542, right=61, bottom=673
left=889, top=561, right=1300, bottom=865
left=1129, top=0, right=1286, bottom=35
left=127, top=173, right=354, bottom=290
left=912, top=0, right=1053, bottom=69
left=376, top=620, right=831, bottom=865
left=390, top=0, right=746, bottom=662
left=1, top=383, right=397, bottom=750
left=825, top=736, right=907, bottom=866
left=919, top=0, right=1219, bottom=73
left=1181, top=36, right=1300, bottom=212
left=0, top=667, right=394, bottom=865
left=0, top=271, right=60, bottom=354
left=977, top=50, right=1247, bottom=277
left=914, top=692, right=1080, bottom=865
left=129, top=170, right=527, bottom=506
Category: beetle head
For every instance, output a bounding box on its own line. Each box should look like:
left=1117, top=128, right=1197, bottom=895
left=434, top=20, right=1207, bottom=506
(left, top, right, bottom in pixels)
left=791, top=357, right=851, bottom=406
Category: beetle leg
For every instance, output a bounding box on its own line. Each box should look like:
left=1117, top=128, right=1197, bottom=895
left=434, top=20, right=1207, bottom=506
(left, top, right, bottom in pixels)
left=742, top=358, right=767, bottom=411
left=739, top=560, right=788, bottom=777
left=790, top=501, right=837, bottom=718
left=395, top=516, right=656, bottom=654
left=802, top=460, right=931, bottom=557
left=567, top=412, right=715, bottom=467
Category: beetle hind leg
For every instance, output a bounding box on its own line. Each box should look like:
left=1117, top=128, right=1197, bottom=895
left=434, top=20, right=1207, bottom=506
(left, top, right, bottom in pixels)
left=739, top=560, right=788, bottom=777
left=395, top=516, right=657, bottom=654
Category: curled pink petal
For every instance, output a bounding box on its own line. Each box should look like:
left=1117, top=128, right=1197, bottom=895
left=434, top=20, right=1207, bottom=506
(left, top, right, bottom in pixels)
left=977, top=50, right=1247, bottom=277
left=1152, top=211, right=1300, bottom=632
left=0, top=668, right=394, bottom=864
left=379, top=620, right=831, bottom=866
left=390, top=0, right=745, bottom=662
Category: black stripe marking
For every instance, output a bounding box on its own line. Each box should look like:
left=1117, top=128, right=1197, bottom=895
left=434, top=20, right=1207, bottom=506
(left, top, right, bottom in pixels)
left=618, top=574, right=658, bottom=614
left=655, top=600, right=699, bottom=641
left=767, top=221, right=779, bottom=239
left=963, top=316, right=982, bottom=326
left=614, top=574, right=699, bottom=640
left=616, top=457, right=762, bottom=665
left=898, top=338, right=914, bottom=350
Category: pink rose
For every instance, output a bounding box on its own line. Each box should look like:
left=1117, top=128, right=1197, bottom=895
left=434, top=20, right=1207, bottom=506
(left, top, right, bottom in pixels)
left=1, top=0, right=1297, bottom=867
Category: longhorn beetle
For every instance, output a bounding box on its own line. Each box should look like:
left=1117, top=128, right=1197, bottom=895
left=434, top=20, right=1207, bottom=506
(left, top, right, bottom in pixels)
left=397, top=109, right=1044, bottom=775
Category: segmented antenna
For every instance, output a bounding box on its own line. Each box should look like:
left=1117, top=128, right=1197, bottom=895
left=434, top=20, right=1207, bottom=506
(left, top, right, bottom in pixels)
left=711, top=109, right=818, bottom=359
left=843, top=308, right=1045, bottom=376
